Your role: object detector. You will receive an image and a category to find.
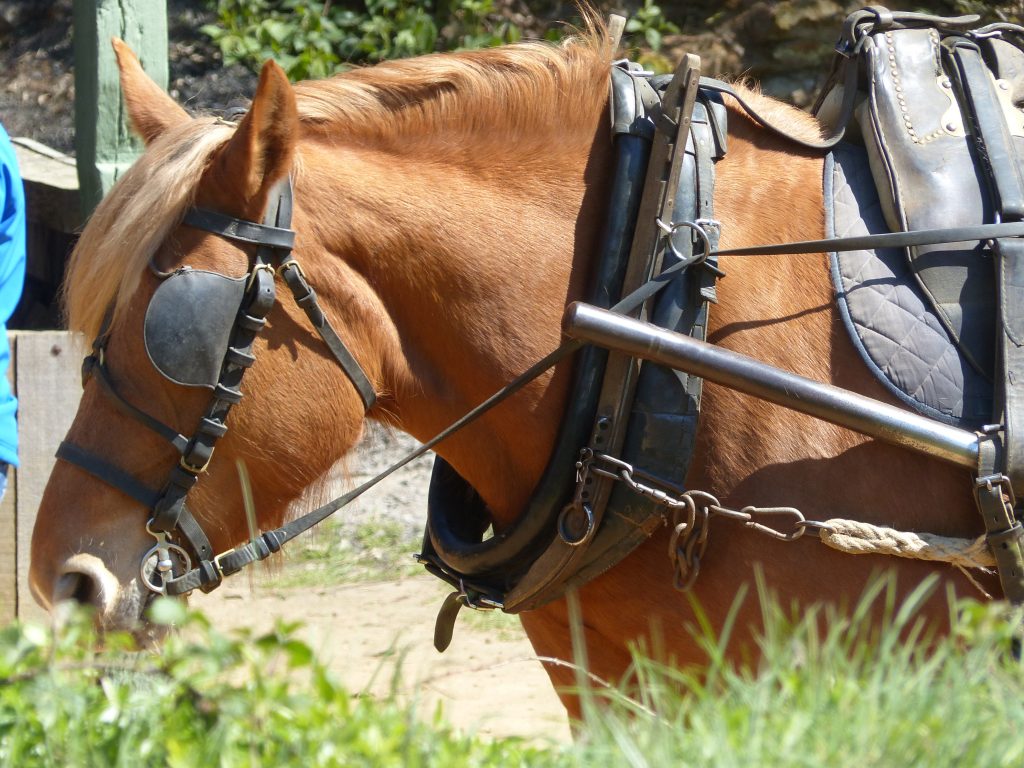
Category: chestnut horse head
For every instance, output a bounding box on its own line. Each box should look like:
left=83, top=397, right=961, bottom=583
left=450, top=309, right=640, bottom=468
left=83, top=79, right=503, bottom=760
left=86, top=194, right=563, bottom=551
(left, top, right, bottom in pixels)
left=31, top=29, right=993, bottom=698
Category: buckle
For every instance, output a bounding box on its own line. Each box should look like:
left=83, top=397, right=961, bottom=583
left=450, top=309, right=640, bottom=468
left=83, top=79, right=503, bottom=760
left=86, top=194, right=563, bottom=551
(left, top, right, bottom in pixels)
left=179, top=451, right=213, bottom=475
left=213, top=547, right=240, bottom=578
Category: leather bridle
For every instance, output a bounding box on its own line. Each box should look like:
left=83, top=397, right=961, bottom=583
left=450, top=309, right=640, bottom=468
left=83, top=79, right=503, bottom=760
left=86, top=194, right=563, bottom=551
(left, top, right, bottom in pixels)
left=56, top=178, right=377, bottom=597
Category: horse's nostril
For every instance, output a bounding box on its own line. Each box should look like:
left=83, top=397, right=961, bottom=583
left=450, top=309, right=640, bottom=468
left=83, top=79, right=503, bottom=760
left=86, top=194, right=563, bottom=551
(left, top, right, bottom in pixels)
left=55, top=571, right=101, bottom=607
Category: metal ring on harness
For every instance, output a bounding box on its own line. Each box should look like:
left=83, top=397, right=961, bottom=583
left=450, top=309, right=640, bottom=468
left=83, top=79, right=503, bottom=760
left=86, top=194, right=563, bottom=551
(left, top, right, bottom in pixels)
left=140, top=541, right=192, bottom=595
left=656, top=218, right=712, bottom=266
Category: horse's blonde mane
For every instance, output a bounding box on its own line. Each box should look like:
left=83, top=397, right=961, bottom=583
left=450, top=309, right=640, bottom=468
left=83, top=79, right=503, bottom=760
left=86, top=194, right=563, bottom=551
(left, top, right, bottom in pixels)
left=64, top=118, right=235, bottom=340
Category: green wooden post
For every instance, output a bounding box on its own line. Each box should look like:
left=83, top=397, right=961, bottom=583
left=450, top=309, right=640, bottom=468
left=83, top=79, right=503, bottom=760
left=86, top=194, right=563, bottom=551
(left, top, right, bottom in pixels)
left=73, top=0, right=168, bottom=217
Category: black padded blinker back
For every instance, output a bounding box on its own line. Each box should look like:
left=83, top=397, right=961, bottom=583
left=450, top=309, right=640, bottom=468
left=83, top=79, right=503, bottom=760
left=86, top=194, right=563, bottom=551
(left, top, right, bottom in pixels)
left=144, top=269, right=247, bottom=388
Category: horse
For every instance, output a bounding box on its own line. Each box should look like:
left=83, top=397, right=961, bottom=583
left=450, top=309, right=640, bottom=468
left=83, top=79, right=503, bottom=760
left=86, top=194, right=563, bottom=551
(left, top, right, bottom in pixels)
left=29, top=23, right=996, bottom=715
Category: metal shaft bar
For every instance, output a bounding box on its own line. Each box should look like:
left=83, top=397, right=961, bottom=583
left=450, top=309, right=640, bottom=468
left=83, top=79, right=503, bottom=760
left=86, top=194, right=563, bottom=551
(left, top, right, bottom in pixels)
left=563, top=302, right=980, bottom=469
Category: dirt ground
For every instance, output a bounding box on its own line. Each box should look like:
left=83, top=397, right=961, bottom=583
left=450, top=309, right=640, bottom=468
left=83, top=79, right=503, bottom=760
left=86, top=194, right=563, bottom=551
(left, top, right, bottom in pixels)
left=193, top=426, right=573, bottom=744
left=196, top=577, right=572, bottom=743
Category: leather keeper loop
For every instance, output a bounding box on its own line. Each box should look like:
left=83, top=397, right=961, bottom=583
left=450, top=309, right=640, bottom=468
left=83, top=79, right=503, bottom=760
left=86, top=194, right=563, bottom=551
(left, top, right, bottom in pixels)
left=295, top=288, right=317, bottom=309
left=263, top=530, right=283, bottom=554
left=988, top=522, right=1024, bottom=547
left=152, top=494, right=186, bottom=532
left=225, top=346, right=256, bottom=368
left=238, top=313, right=267, bottom=333
left=197, top=417, right=229, bottom=439
left=168, top=464, right=201, bottom=489
left=213, top=383, right=244, bottom=404
left=184, top=441, right=214, bottom=471
left=198, top=560, right=222, bottom=591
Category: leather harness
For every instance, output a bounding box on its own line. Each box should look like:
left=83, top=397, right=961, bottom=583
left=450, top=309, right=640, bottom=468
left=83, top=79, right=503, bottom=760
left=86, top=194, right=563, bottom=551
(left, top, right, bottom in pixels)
left=53, top=9, right=1024, bottom=643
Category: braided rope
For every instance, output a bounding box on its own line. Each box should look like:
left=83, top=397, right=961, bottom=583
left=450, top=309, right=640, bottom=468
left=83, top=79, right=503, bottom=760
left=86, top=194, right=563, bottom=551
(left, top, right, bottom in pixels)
left=819, top=518, right=996, bottom=570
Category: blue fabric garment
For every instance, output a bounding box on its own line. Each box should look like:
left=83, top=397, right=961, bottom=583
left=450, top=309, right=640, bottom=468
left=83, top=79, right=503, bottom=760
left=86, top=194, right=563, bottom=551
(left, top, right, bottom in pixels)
left=0, top=125, right=25, bottom=466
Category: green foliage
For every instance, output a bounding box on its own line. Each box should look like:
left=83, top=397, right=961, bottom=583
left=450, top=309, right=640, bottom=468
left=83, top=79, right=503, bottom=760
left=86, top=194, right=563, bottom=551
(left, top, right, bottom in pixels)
left=623, top=0, right=678, bottom=54
left=203, top=0, right=526, bottom=81
left=0, top=603, right=559, bottom=767
left=573, top=581, right=1024, bottom=767
left=2, top=584, right=1023, bottom=765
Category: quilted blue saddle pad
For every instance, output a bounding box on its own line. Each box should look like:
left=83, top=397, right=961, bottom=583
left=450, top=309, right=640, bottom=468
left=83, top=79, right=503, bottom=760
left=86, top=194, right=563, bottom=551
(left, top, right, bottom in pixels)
left=825, top=142, right=992, bottom=429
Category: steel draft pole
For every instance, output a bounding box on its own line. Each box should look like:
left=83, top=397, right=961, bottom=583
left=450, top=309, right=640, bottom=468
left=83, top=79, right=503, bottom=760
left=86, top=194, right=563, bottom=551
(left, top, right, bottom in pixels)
left=562, top=302, right=980, bottom=469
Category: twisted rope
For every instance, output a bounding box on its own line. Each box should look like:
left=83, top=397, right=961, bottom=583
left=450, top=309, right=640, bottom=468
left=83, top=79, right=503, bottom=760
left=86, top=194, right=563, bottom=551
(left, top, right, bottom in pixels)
left=819, top=518, right=996, bottom=570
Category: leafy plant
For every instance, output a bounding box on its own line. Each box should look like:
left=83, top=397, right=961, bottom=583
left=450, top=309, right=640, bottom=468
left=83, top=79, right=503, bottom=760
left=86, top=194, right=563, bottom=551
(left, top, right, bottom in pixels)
left=2, top=584, right=1024, bottom=765
left=203, top=0, right=528, bottom=81
left=623, top=0, right=679, bottom=54
left=0, top=602, right=560, bottom=766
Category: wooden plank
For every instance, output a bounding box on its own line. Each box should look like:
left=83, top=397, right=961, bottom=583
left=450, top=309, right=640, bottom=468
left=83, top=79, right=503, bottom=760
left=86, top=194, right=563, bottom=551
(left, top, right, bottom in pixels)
left=15, top=331, right=82, bottom=621
left=0, top=334, right=16, bottom=622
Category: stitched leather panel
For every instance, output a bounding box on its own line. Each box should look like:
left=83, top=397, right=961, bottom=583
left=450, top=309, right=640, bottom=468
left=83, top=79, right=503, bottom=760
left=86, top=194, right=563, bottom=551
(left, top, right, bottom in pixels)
left=827, top=142, right=992, bottom=428
left=860, top=28, right=996, bottom=377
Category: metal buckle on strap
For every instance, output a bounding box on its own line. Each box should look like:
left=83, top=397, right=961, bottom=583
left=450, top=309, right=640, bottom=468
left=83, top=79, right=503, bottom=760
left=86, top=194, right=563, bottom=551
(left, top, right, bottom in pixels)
left=276, top=258, right=305, bottom=279
left=179, top=452, right=213, bottom=475
left=975, top=472, right=1017, bottom=507
left=456, top=578, right=504, bottom=611
left=245, top=262, right=275, bottom=292
left=213, top=546, right=241, bottom=578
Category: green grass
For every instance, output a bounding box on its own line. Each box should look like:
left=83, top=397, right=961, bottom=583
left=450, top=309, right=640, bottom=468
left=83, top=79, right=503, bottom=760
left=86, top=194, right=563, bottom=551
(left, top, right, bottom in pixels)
left=0, top=601, right=561, bottom=767
left=263, top=517, right=423, bottom=589
left=2, top=580, right=1023, bottom=766
left=570, top=579, right=1024, bottom=767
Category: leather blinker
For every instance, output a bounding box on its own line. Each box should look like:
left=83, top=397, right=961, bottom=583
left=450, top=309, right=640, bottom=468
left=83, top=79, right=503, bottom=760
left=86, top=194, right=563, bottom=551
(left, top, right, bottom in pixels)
left=144, top=268, right=247, bottom=388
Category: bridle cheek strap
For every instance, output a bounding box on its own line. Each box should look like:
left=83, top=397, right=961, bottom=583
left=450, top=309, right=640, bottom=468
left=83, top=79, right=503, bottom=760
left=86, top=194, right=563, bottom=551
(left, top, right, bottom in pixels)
left=183, top=194, right=376, bottom=412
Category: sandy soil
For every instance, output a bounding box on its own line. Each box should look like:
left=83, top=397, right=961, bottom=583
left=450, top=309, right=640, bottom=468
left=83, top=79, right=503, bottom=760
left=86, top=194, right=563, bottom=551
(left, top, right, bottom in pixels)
left=193, top=425, right=572, bottom=744
left=195, top=576, right=572, bottom=744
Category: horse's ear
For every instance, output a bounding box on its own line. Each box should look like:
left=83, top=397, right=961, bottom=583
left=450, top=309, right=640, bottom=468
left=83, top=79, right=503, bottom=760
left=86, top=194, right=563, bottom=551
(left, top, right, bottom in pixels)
left=112, top=38, right=189, bottom=144
left=210, top=59, right=297, bottom=211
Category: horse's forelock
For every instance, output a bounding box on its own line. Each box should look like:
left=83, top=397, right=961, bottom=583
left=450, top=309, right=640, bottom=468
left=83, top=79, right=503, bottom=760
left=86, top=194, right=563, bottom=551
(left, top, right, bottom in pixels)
left=63, top=119, right=235, bottom=341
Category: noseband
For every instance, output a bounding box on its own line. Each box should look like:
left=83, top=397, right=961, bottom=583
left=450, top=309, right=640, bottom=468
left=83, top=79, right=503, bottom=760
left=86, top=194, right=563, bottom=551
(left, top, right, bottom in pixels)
left=56, top=179, right=377, bottom=597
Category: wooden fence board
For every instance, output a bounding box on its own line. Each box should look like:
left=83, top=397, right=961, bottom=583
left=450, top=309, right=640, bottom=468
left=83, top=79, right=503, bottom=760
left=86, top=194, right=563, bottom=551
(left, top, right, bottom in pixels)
left=14, top=331, right=82, bottom=622
left=0, top=336, right=16, bottom=622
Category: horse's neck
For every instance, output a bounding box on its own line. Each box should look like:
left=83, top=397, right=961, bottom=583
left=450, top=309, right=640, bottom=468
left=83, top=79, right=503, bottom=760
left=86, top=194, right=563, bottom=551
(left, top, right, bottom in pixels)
left=297, top=122, right=612, bottom=524
left=706, top=112, right=837, bottom=421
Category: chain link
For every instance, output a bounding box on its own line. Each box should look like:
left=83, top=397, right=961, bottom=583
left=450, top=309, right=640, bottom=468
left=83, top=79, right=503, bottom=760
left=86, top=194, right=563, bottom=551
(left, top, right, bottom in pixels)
left=576, top=450, right=812, bottom=591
